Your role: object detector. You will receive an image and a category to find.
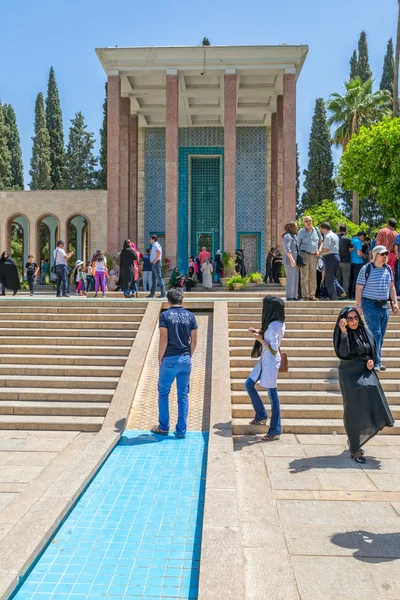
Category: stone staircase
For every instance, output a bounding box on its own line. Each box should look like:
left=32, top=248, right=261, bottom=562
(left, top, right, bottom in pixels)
left=229, top=300, right=400, bottom=435
left=0, top=299, right=147, bottom=431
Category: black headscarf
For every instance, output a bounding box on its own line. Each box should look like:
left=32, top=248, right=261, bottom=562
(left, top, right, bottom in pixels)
left=333, top=306, right=377, bottom=364
left=251, top=295, right=285, bottom=358
left=0, top=251, right=15, bottom=265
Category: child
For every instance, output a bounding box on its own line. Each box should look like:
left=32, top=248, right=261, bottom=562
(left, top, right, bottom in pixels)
left=24, top=255, right=39, bottom=296
left=76, top=265, right=88, bottom=297
left=92, top=249, right=107, bottom=298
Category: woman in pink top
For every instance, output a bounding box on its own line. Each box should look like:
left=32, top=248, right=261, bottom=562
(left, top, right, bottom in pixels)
left=130, top=242, right=140, bottom=298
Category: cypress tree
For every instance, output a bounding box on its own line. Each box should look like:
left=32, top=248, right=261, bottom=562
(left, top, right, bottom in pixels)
left=30, top=92, right=52, bottom=190
left=380, top=38, right=395, bottom=95
left=296, top=143, right=300, bottom=204
left=3, top=104, right=23, bottom=189
left=46, top=67, right=65, bottom=189
left=300, top=98, right=335, bottom=211
left=65, top=112, right=97, bottom=189
left=98, top=82, right=107, bottom=189
left=350, top=50, right=358, bottom=80
left=357, top=31, right=372, bottom=83
left=0, top=103, right=12, bottom=190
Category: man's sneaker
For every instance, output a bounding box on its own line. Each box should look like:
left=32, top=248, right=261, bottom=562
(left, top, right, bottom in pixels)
left=30, top=292, right=33, bottom=296
left=380, top=365, right=387, bottom=372
left=63, top=294, right=70, bottom=298
left=157, top=294, right=167, bottom=298
left=173, top=431, right=186, bottom=439
left=146, top=294, right=154, bottom=298
left=375, top=366, right=381, bottom=372
left=93, top=293, right=98, bottom=298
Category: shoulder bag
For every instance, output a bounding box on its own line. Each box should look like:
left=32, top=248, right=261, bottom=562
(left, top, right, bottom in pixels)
left=51, top=249, right=58, bottom=274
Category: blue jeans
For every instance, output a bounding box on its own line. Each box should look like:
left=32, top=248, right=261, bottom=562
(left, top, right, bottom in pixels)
left=244, top=376, right=281, bottom=435
left=150, top=261, right=166, bottom=297
left=362, top=298, right=390, bottom=367
left=396, top=261, right=400, bottom=296
left=158, top=354, right=192, bottom=437
left=55, top=264, right=68, bottom=296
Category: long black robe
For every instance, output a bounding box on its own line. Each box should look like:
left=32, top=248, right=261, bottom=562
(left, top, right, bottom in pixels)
left=0, top=253, right=21, bottom=291
left=119, top=247, right=137, bottom=291
left=333, top=306, right=394, bottom=453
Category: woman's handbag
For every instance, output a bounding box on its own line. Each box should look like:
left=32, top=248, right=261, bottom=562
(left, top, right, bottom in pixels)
left=296, top=254, right=306, bottom=268
left=279, top=349, right=289, bottom=372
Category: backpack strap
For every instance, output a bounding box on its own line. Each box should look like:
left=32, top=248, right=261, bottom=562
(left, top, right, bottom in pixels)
left=365, top=262, right=392, bottom=281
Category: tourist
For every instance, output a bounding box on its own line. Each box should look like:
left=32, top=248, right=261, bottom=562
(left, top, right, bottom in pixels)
left=337, top=225, right=353, bottom=297
left=235, top=249, right=244, bottom=275
left=0, top=251, right=20, bottom=296
left=376, top=218, right=398, bottom=276
left=151, top=288, right=198, bottom=438
left=198, top=246, right=210, bottom=266
left=298, top=216, right=323, bottom=301
left=76, top=263, right=87, bottom=297
left=356, top=245, right=399, bottom=371
left=186, top=266, right=197, bottom=292
left=349, top=231, right=366, bottom=300
left=240, top=249, right=246, bottom=277
left=119, top=240, right=137, bottom=298
left=264, top=248, right=276, bottom=284
left=107, top=269, right=118, bottom=291
left=214, top=250, right=222, bottom=284
left=272, top=251, right=283, bottom=284
left=201, top=257, right=213, bottom=290
left=53, top=240, right=74, bottom=298
left=245, top=295, right=285, bottom=441
left=282, top=221, right=299, bottom=301
left=169, top=267, right=184, bottom=288
left=130, top=242, right=140, bottom=298
left=140, top=248, right=152, bottom=292
left=24, top=255, right=39, bottom=297
left=86, top=261, right=94, bottom=291
left=394, top=233, right=400, bottom=298
left=334, top=307, right=394, bottom=463
left=92, top=249, right=107, bottom=298
left=147, top=234, right=166, bottom=299
left=320, top=222, right=345, bottom=301
left=189, top=256, right=199, bottom=275
left=40, top=259, right=48, bottom=285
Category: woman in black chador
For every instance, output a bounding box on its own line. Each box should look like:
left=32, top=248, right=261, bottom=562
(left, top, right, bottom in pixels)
left=0, top=251, right=20, bottom=296
left=333, top=306, right=394, bottom=463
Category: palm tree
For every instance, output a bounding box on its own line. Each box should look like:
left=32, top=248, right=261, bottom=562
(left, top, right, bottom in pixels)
left=394, top=0, right=400, bottom=117
left=327, top=77, right=392, bottom=223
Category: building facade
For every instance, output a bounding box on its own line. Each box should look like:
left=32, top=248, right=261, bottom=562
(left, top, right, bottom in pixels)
left=97, top=44, right=308, bottom=274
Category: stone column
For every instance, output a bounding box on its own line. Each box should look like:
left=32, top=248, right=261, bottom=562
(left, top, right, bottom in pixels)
left=107, top=73, right=121, bottom=256
left=266, top=125, right=272, bottom=254
left=119, top=97, right=130, bottom=248
left=165, top=70, right=179, bottom=265
left=276, top=95, right=284, bottom=248
left=224, top=69, right=237, bottom=255
left=283, top=72, right=297, bottom=223
left=129, top=113, right=139, bottom=243
left=73, top=217, right=85, bottom=262
left=137, top=128, right=146, bottom=251
left=270, top=114, right=278, bottom=248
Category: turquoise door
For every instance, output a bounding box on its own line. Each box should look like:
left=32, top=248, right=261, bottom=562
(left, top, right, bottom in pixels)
left=190, top=157, right=221, bottom=258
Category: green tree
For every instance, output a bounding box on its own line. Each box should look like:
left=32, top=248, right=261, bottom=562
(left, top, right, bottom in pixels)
left=380, top=38, right=395, bottom=97
left=357, top=31, right=372, bottom=83
left=327, top=77, right=391, bottom=223
left=301, top=98, right=335, bottom=212
left=0, top=103, right=12, bottom=190
left=340, top=118, right=400, bottom=220
left=46, top=67, right=65, bottom=189
left=3, top=104, right=23, bottom=189
left=350, top=50, right=358, bottom=80
left=65, top=112, right=97, bottom=189
left=299, top=199, right=362, bottom=237
left=97, top=82, right=107, bottom=189
left=394, top=1, right=400, bottom=117
left=202, top=37, right=210, bottom=46
left=30, top=92, right=52, bottom=190
left=296, top=143, right=300, bottom=205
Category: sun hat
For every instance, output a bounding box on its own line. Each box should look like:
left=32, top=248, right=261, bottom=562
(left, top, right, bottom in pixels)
left=372, top=245, right=388, bottom=257
left=75, top=260, right=84, bottom=267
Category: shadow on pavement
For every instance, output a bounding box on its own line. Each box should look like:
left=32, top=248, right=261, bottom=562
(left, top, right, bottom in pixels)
left=331, top=530, right=400, bottom=563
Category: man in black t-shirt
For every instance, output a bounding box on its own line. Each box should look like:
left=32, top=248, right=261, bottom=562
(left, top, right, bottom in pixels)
left=337, top=225, right=354, bottom=296
left=151, top=288, right=198, bottom=439
left=24, top=255, right=39, bottom=296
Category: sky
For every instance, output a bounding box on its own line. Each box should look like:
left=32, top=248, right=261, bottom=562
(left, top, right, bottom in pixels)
left=0, top=0, right=398, bottom=191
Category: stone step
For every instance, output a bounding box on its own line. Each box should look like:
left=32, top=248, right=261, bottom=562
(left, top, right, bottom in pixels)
left=228, top=307, right=350, bottom=315
left=0, top=328, right=137, bottom=338
left=230, top=366, right=400, bottom=380
left=232, top=418, right=400, bottom=436
left=227, top=301, right=354, bottom=308
left=0, top=313, right=143, bottom=322
left=0, top=320, right=141, bottom=330
left=232, top=403, right=400, bottom=420
left=230, top=356, right=400, bottom=368
left=0, top=300, right=148, bottom=308
left=0, top=307, right=146, bottom=315
left=229, top=328, right=400, bottom=339
left=0, top=354, right=126, bottom=366
left=0, top=364, right=123, bottom=377
left=0, top=335, right=134, bottom=346
left=229, top=344, right=400, bottom=357
left=0, top=375, right=118, bottom=389
left=0, top=415, right=104, bottom=431
left=0, top=401, right=110, bottom=416
left=230, top=378, right=400, bottom=392
left=0, top=388, right=114, bottom=402
left=228, top=320, right=400, bottom=331
left=0, top=345, right=131, bottom=356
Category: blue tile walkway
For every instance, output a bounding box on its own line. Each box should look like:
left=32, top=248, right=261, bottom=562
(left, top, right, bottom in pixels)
left=12, top=431, right=208, bottom=600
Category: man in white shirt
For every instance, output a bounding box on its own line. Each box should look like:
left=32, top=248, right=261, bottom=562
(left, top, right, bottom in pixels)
left=53, top=240, right=74, bottom=297
left=147, top=234, right=166, bottom=298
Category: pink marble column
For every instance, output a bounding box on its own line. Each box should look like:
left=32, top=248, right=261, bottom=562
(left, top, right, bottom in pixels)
left=129, top=113, right=138, bottom=243
left=276, top=95, right=284, bottom=247
left=270, top=113, right=278, bottom=248
left=107, top=75, right=121, bottom=256
left=224, top=70, right=237, bottom=255
left=119, top=97, right=130, bottom=248
left=165, top=71, right=179, bottom=266
left=283, top=73, right=297, bottom=223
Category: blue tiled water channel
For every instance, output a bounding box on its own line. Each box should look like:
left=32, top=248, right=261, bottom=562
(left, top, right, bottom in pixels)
left=13, top=431, right=208, bottom=600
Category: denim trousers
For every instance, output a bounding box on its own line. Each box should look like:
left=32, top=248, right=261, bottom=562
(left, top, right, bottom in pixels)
left=55, top=264, right=68, bottom=296
left=244, top=376, right=282, bottom=435
left=150, top=261, right=166, bottom=296
left=142, top=271, right=152, bottom=291
left=158, top=354, right=192, bottom=437
left=27, top=274, right=35, bottom=293
left=324, top=253, right=341, bottom=300
left=361, top=298, right=389, bottom=367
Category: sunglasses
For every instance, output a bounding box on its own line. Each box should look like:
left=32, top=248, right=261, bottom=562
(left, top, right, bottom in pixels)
left=304, top=219, right=312, bottom=223
left=346, top=315, right=359, bottom=322
left=378, top=252, right=389, bottom=256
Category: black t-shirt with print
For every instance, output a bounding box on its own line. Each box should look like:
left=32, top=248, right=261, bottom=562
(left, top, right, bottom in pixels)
left=25, top=262, right=37, bottom=277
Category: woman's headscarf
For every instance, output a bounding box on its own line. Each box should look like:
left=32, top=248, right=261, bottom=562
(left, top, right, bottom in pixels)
left=0, top=251, right=15, bottom=265
left=216, top=250, right=222, bottom=256
left=333, top=306, right=377, bottom=363
left=251, top=295, right=285, bottom=358
left=188, top=266, right=194, bottom=276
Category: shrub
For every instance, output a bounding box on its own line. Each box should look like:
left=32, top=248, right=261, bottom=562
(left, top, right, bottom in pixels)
left=221, top=252, right=235, bottom=276
left=227, top=275, right=247, bottom=290
left=247, top=272, right=263, bottom=283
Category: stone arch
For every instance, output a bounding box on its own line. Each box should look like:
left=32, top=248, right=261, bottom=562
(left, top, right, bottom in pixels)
left=35, top=213, right=60, bottom=267
left=66, top=213, right=90, bottom=263
left=5, top=213, right=30, bottom=274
